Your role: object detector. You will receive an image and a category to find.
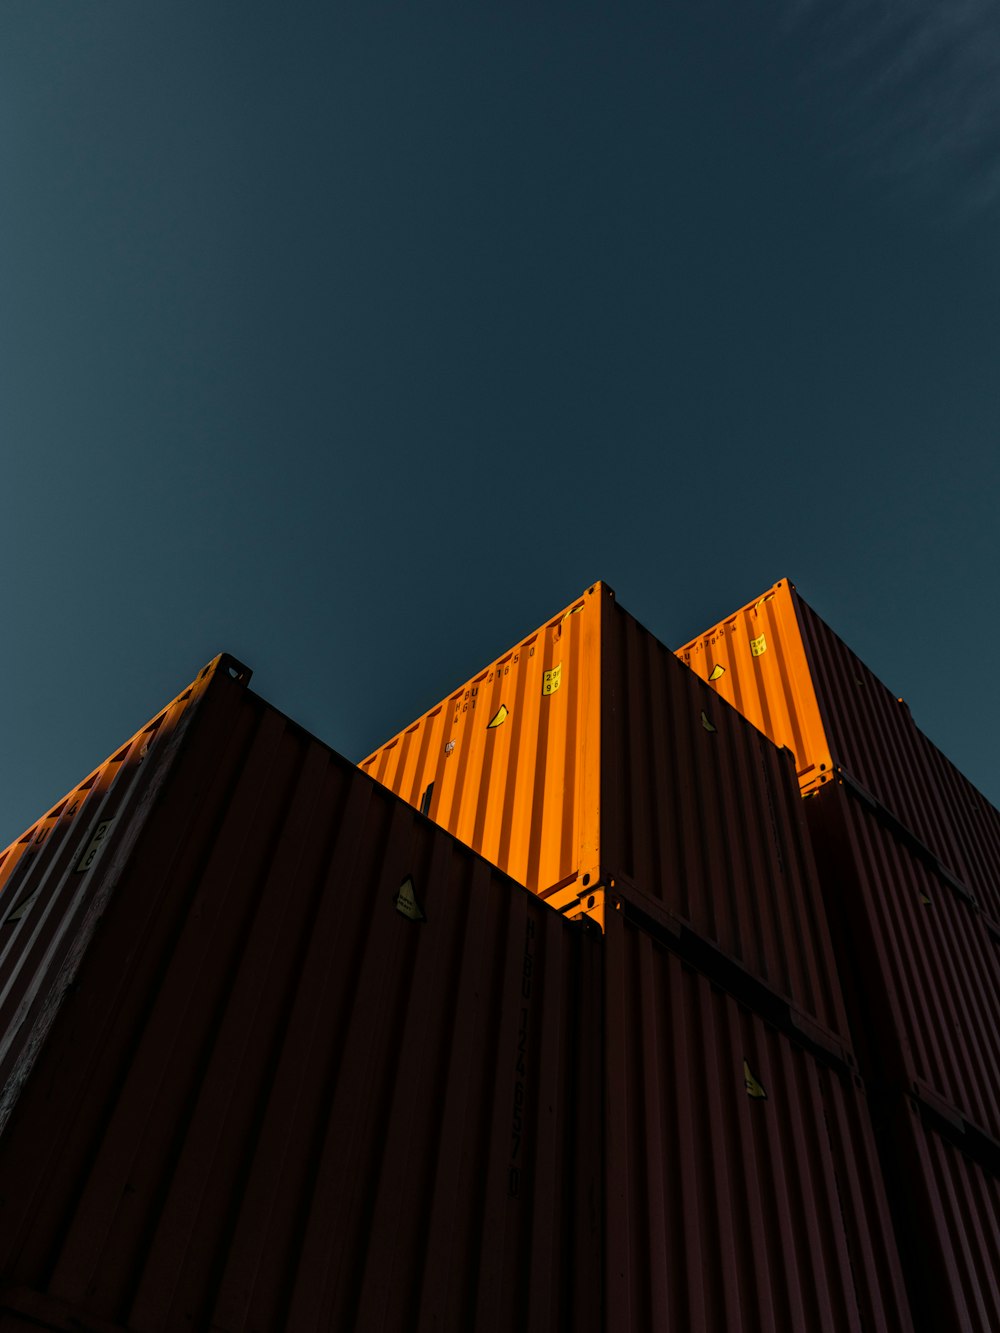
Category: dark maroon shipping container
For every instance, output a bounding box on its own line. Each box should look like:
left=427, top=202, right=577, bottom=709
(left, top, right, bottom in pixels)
left=794, top=592, right=1000, bottom=927
left=806, top=781, right=1000, bottom=1144
left=875, top=1096, right=1000, bottom=1333
left=595, top=596, right=852, bottom=1053
left=0, top=657, right=601, bottom=1333
left=602, top=909, right=914, bottom=1333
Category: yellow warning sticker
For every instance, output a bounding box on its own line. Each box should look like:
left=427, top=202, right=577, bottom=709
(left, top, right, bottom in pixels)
left=543, top=664, right=562, bottom=696
left=708, top=664, right=726, bottom=682
left=701, top=711, right=717, bottom=733
left=394, top=877, right=426, bottom=922
left=750, top=634, right=767, bottom=657
left=743, top=1060, right=767, bottom=1099
left=487, top=704, right=509, bottom=729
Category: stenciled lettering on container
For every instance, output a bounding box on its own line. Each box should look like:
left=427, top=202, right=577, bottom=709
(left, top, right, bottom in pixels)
left=75, top=818, right=115, bottom=874
left=452, top=684, right=479, bottom=723
left=486, top=651, right=521, bottom=685
left=508, top=916, right=536, bottom=1198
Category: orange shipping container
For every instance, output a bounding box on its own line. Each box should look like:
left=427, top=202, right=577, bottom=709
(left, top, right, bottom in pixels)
left=676, top=580, right=1000, bottom=925
left=362, top=583, right=849, bottom=1046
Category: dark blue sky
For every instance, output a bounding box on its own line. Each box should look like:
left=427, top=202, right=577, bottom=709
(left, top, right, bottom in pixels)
left=3, top=2, right=998, bottom=846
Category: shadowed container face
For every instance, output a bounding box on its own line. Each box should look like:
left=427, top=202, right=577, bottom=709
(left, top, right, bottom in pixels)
left=0, top=660, right=601, bottom=1333
left=602, top=911, right=914, bottom=1333
left=0, top=654, right=241, bottom=1129
left=362, top=582, right=850, bottom=1046
left=805, top=781, right=1000, bottom=1144
left=677, top=580, right=1000, bottom=926
left=875, top=1097, right=1000, bottom=1333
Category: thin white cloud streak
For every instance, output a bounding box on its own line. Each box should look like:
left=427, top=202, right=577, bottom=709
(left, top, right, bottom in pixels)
left=776, top=0, right=1000, bottom=221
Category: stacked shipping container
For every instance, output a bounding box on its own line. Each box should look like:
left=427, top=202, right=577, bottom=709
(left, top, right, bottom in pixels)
left=0, top=657, right=601, bottom=1332
left=362, top=582, right=851, bottom=1053
left=0, top=643, right=919, bottom=1331
left=677, top=579, right=1000, bottom=925
left=361, top=582, right=918, bottom=1328
left=679, top=579, right=1000, bottom=1330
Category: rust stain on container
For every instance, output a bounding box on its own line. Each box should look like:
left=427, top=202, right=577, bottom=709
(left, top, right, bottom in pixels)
left=603, top=911, right=914, bottom=1333
left=0, top=661, right=601, bottom=1333
left=361, top=583, right=849, bottom=1045
left=678, top=580, right=1000, bottom=926
left=806, top=781, right=1000, bottom=1145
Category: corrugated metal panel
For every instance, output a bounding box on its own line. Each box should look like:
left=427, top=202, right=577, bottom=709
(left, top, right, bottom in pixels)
left=677, top=580, right=1000, bottom=926
left=362, top=583, right=849, bottom=1046
left=0, top=662, right=601, bottom=1333
left=675, top=580, right=835, bottom=793
left=361, top=585, right=603, bottom=903
left=907, top=735, right=1000, bottom=929
left=603, top=911, right=913, bottom=1333
left=877, top=1097, right=1000, bottom=1333
left=793, top=592, right=981, bottom=903
left=600, top=597, right=848, bottom=1046
left=0, top=655, right=242, bottom=1128
left=806, top=781, right=1000, bottom=1144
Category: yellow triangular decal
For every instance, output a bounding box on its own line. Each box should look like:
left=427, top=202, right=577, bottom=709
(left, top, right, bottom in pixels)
left=743, top=1060, right=767, bottom=1099
left=394, top=877, right=426, bottom=922
left=487, top=704, right=509, bottom=729
left=701, top=711, right=717, bottom=733
left=919, top=893, right=932, bottom=906
left=708, top=664, right=726, bottom=682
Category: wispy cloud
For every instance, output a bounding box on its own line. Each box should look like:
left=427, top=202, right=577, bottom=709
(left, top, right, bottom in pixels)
left=777, top=0, right=1000, bottom=221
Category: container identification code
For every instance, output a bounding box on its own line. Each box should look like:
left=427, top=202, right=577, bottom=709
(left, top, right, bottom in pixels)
left=750, top=634, right=767, bottom=657
left=542, top=663, right=561, bottom=695
left=75, top=819, right=115, bottom=873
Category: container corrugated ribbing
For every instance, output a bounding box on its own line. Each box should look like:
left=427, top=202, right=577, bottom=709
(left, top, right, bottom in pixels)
left=806, top=780, right=1000, bottom=1145
left=875, top=1096, right=1000, bottom=1333
left=603, top=911, right=913, bottom=1333
left=677, top=579, right=1000, bottom=926
left=0, top=659, right=601, bottom=1333
left=362, top=582, right=850, bottom=1049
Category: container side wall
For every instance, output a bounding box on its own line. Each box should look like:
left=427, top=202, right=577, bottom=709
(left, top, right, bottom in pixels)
left=678, top=581, right=1000, bottom=927
left=876, top=1098, right=1000, bottom=1333
left=909, top=736, right=1000, bottom=928
left=360, top=585, right=604, bottom=899
left=675, top=580, right=834, bottom=792
left=792, top=591, right=979, bottom=890
left=0, top=655, right=248, bottom=1135
left=603, top=597, right=848, bottom=1043
left=806, top=782, right=1000, bottom=1143
left=603, top=912, right=913, bottom=1333
left=0, top=684, right=601, bottom=1333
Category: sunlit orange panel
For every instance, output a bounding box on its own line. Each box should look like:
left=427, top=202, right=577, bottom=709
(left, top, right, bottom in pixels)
left=361, top=586, right=603, bottom=903
left=675, top=579, right=835, bottom=794
left=676, top=580, right=1000, bottom=924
